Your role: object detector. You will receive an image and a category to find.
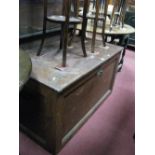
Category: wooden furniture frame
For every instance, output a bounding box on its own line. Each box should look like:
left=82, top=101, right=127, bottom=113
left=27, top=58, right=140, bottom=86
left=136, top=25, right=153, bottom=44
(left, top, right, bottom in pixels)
left=90, top=0, right=107, bottom=52
left=37, top=0, right=88, bottom=67
left=79, top=0, right=109, bottom=51
left=109, top=0, right=127, bottom=31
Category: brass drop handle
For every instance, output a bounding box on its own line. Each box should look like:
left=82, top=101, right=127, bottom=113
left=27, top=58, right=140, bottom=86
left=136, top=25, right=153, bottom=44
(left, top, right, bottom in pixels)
left=97, top=69, right=104, bottom=77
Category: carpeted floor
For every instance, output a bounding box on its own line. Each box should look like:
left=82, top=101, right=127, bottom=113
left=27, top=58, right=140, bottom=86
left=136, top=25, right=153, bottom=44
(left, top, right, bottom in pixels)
left=19, top=49, right=135, bottom=155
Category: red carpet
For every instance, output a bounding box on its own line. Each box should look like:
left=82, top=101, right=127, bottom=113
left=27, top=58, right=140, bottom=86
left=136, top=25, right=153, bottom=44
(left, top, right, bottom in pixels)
left=20, top=49, right=135, bottom=155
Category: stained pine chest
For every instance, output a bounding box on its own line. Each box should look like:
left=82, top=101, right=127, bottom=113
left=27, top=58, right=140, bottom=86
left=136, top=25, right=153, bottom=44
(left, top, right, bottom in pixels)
left=20, top=38, right=122, bottom=154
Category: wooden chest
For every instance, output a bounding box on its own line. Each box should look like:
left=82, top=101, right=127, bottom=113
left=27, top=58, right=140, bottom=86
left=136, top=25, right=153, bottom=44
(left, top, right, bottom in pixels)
left=20, top=39, right=122, bottom=154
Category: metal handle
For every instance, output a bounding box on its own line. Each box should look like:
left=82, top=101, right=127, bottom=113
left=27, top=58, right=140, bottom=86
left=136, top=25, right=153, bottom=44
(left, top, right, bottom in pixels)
left=97, top=69, right=104, bottom=77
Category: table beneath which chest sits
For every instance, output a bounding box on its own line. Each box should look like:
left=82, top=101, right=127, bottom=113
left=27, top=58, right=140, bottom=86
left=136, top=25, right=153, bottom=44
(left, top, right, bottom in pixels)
left=19, top=37, right=122, bottom=155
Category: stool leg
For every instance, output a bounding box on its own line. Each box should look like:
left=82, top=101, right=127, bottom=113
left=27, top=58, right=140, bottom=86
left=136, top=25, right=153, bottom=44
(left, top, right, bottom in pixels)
left=37, top=20, right=46, bottom=56
left=68, top=0, right=79, bottom=46
left=102, top=0, right=108, bottom=47
left=37, top=0, right=47, bottom=56
left=118, top=35, right=129, bottom=71
left=37, top=30, right=46, bottom=56
left=59, top=24, right=63, bottom=50
left=62, top=0, right=71, bottom=67
left=68, top=25, right=76, bottom=46
left=81, top=0, right=89, bottom=57
left=91, top=0, right=99, bottom=53
left=81, top=18, right=87, bottom=57
left=81, top=32, right=87, bottom=57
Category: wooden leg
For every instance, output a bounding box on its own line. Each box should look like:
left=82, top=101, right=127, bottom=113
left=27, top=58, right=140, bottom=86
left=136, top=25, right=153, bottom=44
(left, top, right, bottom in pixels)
left=68, top=25, right=76, bottom=46
left=118, top=35, right=129, bottom=71
left=37, top=36, right=45, bottom=56
left=59, top=24, right=64, bottom=50
left=37, top=19, right=47, bottom=56
left=62, top=0, right=71, bottom=67
left=102, top=0, right=108, bottom=47
left=80, top=0, right=90, bottom=57
left=81, top=14, right=87, bottom=57
left=91, top=0, right=99, bottom=53
left=62, top=25, right=68, bottom=67
left=81, top=34, right=87, bottom=57
left=102, top=33, right=106, bottom=46
left=67, top=0, right=80, bottom=47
